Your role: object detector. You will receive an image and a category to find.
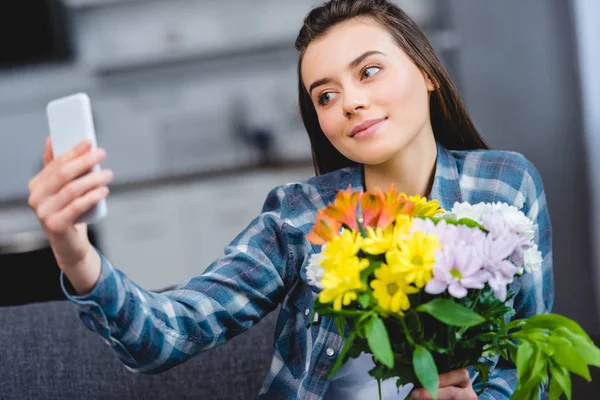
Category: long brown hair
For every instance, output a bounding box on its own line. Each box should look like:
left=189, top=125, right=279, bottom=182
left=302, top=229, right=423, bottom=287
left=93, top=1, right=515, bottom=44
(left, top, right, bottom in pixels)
left=295, top=0, right=489, bottom=175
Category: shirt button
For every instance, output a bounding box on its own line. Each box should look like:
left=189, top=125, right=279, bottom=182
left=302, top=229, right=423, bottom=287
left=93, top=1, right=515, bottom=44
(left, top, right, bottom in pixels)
left=305, top=308, right=310, bottom=316
left=326, top=348, right=335, bottom=357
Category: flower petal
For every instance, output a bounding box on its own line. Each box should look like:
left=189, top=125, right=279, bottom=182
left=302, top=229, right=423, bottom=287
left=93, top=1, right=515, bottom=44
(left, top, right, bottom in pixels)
left=325, top=186, right=360, bottom=230
left=448, top=282, right=468, bottom=298
left=306, top=209, right=342, bottom=245
left=425, top=278, right=447, bottom=295
left=360, top=191, right=384, bottom=228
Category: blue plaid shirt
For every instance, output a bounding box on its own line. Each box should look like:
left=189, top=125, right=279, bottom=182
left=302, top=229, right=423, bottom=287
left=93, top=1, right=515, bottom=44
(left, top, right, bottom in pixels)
left=61, top=141, right=554, bottom=399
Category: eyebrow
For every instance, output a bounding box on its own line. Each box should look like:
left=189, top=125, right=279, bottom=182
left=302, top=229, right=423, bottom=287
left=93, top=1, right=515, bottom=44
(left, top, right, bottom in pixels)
left=308, top=50, right=387, bottom=96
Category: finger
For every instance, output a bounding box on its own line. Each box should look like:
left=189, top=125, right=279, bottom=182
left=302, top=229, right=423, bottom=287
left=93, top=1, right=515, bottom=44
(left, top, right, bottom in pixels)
left=32, top=138, right=92, bottom=191
left=45, top=186, right=109, bottom=234
left=40, top=147, right=107, bottom=199
left=436, top=386, right=476, bottom=400
left=409, top=388, right=434, bottom=400
left=54, top=138, right=92, bottom=165
left=438, top=368, right=471, bottom=388
left=410, top=386, right=472, bottom=400
left=43, top=136, right=54, bottom=166
left=37, top=169, right=113, bottom=220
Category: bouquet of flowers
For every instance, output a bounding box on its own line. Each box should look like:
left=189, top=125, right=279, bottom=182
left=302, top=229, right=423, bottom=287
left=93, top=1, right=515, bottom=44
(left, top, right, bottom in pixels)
left=306, top=186, right=600, bottom=400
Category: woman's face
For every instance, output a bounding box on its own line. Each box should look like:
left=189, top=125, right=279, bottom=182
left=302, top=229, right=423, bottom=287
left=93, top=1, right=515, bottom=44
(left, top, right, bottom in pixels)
left=301, top=17, right=435, bottom=166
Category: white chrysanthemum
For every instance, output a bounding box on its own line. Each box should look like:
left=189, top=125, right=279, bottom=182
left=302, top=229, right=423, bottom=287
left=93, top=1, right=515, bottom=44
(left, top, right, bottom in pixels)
left=306, top=252, right=326, bottom=289
left=449, top=202, right=488, bottom=223
left=451, top=201, right=536, bottom=239
left=523, top=245, right=543, bottom=274
left=489, top=202, right=536, bottom=239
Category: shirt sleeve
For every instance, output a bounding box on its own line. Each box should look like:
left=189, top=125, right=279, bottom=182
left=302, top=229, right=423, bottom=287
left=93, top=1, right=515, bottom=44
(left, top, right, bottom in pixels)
left=474, top=364, right=516, bottom=399
left=60, top=185, right=302, bottom=373
left=473, top=157, right=554, bottom=399
left=514, top=158, right=554, bottom=318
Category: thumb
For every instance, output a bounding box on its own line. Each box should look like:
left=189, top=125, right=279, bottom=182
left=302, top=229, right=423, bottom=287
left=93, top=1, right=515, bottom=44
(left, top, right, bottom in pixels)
left=43, top=136, right=54, bottom=166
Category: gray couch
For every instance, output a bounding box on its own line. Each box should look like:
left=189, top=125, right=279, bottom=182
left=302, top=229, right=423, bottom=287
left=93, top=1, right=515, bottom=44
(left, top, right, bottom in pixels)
left=0, top=300, right=278, bottom=400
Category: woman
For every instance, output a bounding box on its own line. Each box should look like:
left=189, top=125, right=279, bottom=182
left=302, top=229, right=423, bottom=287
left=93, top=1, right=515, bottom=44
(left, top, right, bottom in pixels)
left=27, top=0, right=553, bottom=399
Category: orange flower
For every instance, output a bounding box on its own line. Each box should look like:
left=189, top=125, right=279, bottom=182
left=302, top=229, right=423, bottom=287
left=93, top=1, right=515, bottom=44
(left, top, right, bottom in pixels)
left=323, top=186, right=360, bottom=231
left=377, top=185, right=415, bottom=229
left=306, top=208, right=342, bottom=245
left=360, top=191, right=384, bottom=228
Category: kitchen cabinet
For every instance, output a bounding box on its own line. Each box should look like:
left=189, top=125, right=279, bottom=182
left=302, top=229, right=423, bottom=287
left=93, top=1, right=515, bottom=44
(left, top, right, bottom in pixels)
left=96, top=167, right=313, bottom=290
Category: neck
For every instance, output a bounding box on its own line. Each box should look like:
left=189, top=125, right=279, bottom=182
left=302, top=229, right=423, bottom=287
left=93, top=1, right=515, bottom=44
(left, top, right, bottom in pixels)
left=363, top=129, right=438, bottom=197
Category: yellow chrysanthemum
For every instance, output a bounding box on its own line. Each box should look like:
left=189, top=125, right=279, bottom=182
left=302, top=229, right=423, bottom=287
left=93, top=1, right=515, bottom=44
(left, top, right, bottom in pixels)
left=393, top=214, right=413, bottom=246
left=386, top=231, right=440, bottom=288
left=362, top=225, right=394, bottom=255
left=402, top=194, right=444, bottom=217
left=370, top=264, right=420, bottom=315
left=318, top=256, right=369, bottom=310
left=321, top=229, right=363, bottom=270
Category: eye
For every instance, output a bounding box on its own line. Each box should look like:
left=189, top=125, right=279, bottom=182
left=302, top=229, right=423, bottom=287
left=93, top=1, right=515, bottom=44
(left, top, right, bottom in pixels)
left=361, top=66, right=381, bottom=80
left=318, top=92, right=337, bottom=106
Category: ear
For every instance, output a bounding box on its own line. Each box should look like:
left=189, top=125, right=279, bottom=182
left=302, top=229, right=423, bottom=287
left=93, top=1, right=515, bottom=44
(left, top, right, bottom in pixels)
left=421, top=70, right=437, bottom=92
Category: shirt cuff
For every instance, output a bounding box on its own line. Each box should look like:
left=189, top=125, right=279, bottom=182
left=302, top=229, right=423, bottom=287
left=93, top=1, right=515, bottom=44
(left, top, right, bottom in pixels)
left=60, top=246, right=128, bottom=320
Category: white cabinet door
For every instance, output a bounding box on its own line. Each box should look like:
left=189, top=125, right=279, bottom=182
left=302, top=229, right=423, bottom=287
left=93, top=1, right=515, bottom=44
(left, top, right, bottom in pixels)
left=96, top=185, right=188, bottom=291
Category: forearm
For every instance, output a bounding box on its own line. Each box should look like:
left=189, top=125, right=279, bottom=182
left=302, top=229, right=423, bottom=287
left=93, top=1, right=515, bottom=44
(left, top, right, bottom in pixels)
left=61, top=244, right=102, bottom=296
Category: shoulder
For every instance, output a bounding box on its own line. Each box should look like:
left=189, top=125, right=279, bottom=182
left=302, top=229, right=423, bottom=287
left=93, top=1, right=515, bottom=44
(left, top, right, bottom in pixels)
left=451, top=148, right=541, bottom=182
left=450, top=148, right=546, bottom=211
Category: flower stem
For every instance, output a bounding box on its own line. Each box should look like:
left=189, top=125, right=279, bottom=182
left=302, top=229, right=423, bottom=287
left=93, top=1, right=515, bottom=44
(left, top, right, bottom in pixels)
left=456, top=290, right=484, bottom=341
left=397, top=315, right=416, bottom=346
left=470, top=290, right=482, bottom=310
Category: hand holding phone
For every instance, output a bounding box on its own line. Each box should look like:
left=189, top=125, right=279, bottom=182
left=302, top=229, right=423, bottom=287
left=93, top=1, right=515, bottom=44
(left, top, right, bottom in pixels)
left=46, top=93, right=108, bottom=224
left=27, top=92, right=112, bottom=283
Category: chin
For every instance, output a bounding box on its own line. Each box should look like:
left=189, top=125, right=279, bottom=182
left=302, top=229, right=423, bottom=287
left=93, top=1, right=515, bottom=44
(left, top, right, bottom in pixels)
left=351, top=150, right=397, bottom=166
left=349, top=141, right=404, bottom=166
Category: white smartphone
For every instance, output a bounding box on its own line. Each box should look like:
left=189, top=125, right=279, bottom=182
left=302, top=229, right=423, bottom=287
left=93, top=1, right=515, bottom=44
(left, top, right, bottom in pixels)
left=46, top=92, right=108, bottom=224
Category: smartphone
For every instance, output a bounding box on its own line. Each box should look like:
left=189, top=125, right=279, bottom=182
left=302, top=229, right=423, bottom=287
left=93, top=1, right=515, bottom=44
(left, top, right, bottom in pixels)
left=46, top=92, right=107, bottom=224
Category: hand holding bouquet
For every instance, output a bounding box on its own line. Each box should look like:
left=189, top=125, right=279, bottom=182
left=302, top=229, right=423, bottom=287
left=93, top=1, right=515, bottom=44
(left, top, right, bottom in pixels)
left=306, top=186, right=600, bottom=400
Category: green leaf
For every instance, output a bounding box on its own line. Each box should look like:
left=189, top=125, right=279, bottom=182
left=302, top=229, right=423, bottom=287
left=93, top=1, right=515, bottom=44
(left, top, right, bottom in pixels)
left=360, top=261, right=381, bottom=286
left=516, top=341, right=535, bottom=380
left=523, top=314, right=591, bottom=340
left=505, top=319, right=527, bottom=331
left=512, top=377, right=540, bottom=400
left=358, top=293, right=370, bottom=309
left=474, top=363, right=490, bottom=396
left=531, top=347, right=549, bottom=385
left=549, top=362, right=571, bottom=400
left=551, top=337, right=591, bottom=381
left=507, top=345, right=518, bottom=364
left=554, top=327, right=600, bottom=367
left=413, top=345, right=439, bottom=400
left=457, top=217, right=486, bottom=229
left=417, top=298, right=486, bottom=327
left=334, top=316, right=345, bottom=337
left=366, top=316, right=394, bottom=368
left=431, top=216, right=486, bottom=231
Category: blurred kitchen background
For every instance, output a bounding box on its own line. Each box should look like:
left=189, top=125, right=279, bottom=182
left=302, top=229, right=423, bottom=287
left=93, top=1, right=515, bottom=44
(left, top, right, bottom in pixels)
left=0, top=0, right=599, bottom=370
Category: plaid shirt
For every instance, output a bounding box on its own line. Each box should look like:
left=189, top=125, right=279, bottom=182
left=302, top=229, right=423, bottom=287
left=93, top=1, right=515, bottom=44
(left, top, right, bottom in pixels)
left=62, top=141, right=553, bottom=399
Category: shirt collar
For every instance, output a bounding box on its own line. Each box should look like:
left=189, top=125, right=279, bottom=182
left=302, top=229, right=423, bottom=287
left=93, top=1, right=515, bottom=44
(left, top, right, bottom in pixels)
left=347, top=140, right=463, bottom=211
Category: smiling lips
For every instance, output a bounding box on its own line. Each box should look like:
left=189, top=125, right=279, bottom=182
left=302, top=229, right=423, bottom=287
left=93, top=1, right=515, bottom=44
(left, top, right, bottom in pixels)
left=350, top=117, right=387, bottom=138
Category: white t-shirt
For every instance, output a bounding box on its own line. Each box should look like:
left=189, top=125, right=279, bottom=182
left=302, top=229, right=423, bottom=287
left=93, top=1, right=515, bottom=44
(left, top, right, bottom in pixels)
left=324, top=352, right=414, bottom=399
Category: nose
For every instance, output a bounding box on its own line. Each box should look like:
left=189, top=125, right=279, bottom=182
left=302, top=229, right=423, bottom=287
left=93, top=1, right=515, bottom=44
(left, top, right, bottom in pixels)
left=342, top=88, right=370, bottom=118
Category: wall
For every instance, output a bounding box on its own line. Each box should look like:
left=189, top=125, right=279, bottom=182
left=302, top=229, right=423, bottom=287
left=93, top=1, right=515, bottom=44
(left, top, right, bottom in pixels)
left=450, top=0, right=599, bottom=334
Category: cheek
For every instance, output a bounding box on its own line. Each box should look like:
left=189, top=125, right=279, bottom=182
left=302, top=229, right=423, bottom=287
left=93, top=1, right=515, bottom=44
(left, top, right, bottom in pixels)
left=376, top=69, right=428, bottom=115
left=317, top=110, right=344, bottom=141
